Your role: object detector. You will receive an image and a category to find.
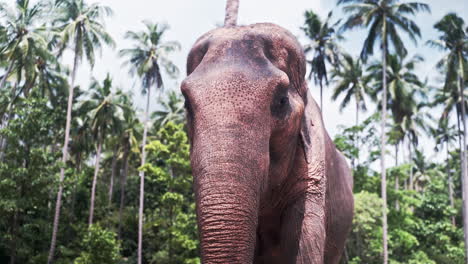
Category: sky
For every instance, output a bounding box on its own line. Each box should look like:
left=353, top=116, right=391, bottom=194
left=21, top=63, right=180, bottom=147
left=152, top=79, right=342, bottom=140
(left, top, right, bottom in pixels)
left=7, top=0, right=468, bottom=163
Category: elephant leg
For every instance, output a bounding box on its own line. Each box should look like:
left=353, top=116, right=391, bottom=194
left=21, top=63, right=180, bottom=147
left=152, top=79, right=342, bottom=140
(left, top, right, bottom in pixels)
left=280, top=196, right=327, bottom=264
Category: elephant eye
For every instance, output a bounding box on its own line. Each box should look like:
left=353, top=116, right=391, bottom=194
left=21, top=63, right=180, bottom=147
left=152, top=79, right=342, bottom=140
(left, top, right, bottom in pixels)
left=279, top=96, right=289, bottom=106
left=271, top=94, right=291, bottom=119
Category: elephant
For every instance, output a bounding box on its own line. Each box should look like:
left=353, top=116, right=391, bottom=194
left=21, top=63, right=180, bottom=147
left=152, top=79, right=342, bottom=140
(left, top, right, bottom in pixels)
left=181, top=22, right=354, bottom=264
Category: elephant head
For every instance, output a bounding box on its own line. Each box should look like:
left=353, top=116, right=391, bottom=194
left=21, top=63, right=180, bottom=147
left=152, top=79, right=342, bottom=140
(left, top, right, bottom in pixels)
left=181, top=23, right=353, bottom=264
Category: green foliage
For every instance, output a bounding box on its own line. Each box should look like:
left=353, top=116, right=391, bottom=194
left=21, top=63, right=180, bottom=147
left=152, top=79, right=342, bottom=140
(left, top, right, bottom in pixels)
left=142, top=122, right=199, bottom=264
left=335, top=113, right=466, bottom=263
left=73, top=225, right=121, bottom=264
left=348, top=191, right=383, bottom=263
left=0, top=98, right=63, bottom=263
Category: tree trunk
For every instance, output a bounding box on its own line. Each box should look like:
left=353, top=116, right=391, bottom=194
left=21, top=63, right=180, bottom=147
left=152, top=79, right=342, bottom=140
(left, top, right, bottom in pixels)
left=380, top=30, right=389, bottom=264
left=23, top=71, right=38, bottom=97
left=0, top=62, right=16, bottom=155
left=9, top=210, right=18, bottom=264
left=343, top=245, right=349, bottom=264
left=89, top=138, right=103, bottom=226
left=118, top=143, right=130, bottom=239
left=168, top=204, right=173, bottom=261
left=70, top=152, right=82, bottom=218
left=0, top=61, right=14, bottom=91
left=138, top=86, right=151, bottom=264
left=224, top=0, right=239, bottom=27
left=457, top=75, right=468, bottom=262
left=395, top=143, right=399, bottom=210
left=47, top=50, right=79, bottom=264
left=108, top=145, right=119, bottom=207
left=447, top=141, right=455, bottom=226
left=353, top=99, right=359, bottom=168
left=319, top=80, right=324, bottom=112
left=0, top=110, right=14, bottom=161
left=0, top=82, right=18, bottom=161
left=402, top=136, right=408, bottom=190
left=409, top=137, right=414, bottom=191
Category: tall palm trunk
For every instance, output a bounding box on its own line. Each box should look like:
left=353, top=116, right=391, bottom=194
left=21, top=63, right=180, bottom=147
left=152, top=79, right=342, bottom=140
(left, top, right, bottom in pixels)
left=118, top=143, right=130, bottom=239
left=457, top=74, right=468, bottom=261
left=409, top=138, right=414, bottom=190
left=47, top=49, right=79, bottom=264
left=0, top=61, right=14, bottom=91
left=108, top=145, right=119, bottom=207
left=395, top=143, right=399, bottom=210
left=0, top=81, right=18, bottom=161
left=0, top=62, right=14, bottom=130
left=0, top=108, right=13, bottom=161
left=224, top=0, right=239, bottom=27
left=447, top=141, right=455, bottom=226
left=89, top=137, right=103, bottom=226
left=138, top=86, right=151, bottom=264
left=353, top=99, right=359, bottom=168
left=320, top=81, right=324, bottom=112
left=380, top=28, right=389, bottom=264
left=70, top=152, right=82, bottom=217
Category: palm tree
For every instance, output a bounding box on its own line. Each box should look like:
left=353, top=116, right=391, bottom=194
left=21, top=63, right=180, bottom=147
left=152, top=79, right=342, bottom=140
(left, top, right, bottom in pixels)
left=83, top=74, right=125, bottom=226
left=118, top=109, right=141, bottom=238
left=47, top=1, right=114, bottom=261
left=369, top=54, right=428, bottom=195
left=302, top=10, right=342, bottom=110
left=428, top=13, right=468, bottom=255
left=35, top=61, right=69, bottom=107
left=331, top=53, right=370, bottom=166
left=151, top=89, right=185, bottom=130
left=67, top=85, right=92, bottom=172
left=412, top=149, right=432, bottom=192
left=0, top=0, right=51, bottom=91
left=68, top=109, right=93, bottom=215
left=433, top=118, right=458, bottom=225
left=0, top=0, right=53, bottom=159
left=107, top=137, right=120, bottom=207
left=402, top=101, right=433, bottom=190
left=119, top=21, right=179, bottom=264
left=338, top=1, right=430, bottom=261
left=106, top=92, right=134, bottom=208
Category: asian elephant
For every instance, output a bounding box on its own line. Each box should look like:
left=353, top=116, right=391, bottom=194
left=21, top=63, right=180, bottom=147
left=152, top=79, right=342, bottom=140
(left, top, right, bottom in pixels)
left=181, top=23, right=354, bottom=264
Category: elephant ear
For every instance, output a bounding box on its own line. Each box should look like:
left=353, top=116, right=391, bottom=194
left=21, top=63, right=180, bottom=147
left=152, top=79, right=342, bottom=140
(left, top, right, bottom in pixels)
left=300, top=98, right=313, bottom=164
left=299, top=84, right=327, bottom=168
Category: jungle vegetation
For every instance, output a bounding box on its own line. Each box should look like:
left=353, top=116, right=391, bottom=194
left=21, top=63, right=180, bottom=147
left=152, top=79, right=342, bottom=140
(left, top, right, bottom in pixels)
left=0, top=0, right=467, bottom=263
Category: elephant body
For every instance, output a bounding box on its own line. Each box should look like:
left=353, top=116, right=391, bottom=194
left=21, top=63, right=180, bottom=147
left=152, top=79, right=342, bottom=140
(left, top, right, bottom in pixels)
left=182, top=23, right=353, bottom=264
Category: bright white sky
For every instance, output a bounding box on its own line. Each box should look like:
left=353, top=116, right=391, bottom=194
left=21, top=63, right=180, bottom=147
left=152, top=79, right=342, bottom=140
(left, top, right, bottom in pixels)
left=7, top=0, right=468, bottom=164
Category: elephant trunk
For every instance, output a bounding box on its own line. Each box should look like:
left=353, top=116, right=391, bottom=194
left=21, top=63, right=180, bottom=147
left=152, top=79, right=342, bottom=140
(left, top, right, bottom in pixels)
left=192, top=129, right=268, bottom=264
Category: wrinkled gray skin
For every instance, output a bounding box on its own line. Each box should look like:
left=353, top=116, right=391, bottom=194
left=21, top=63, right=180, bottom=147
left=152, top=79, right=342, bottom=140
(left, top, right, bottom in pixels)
left=181, top=23, right=354, bottom=264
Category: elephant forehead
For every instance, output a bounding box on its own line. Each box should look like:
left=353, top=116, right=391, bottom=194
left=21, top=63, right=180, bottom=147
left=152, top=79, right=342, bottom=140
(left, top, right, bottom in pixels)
left=193, top=23, right=301, bottom=50
left=183, top=66, right=275, bottom=118
left=186, top=23, right=306, bottom=78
